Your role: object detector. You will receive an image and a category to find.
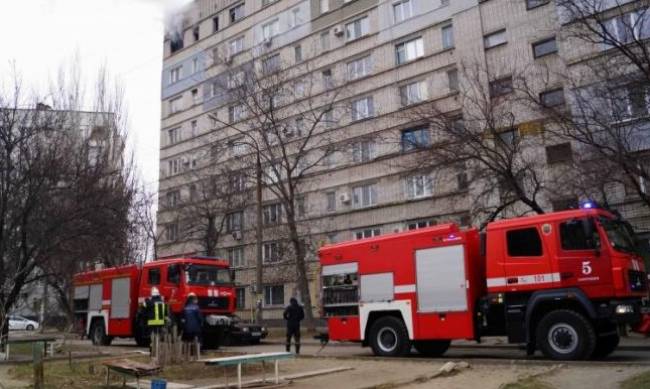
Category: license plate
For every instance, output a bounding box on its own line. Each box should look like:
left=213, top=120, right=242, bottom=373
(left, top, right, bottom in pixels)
left=251, top=332, right=261, bottom=337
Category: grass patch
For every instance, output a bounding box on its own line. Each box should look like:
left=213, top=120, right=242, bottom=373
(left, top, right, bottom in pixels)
left=8, top=352, right=269, bottom=389
left=500, top=377, right=555, bottom=389
left=620, top=370, right=650, bottom=389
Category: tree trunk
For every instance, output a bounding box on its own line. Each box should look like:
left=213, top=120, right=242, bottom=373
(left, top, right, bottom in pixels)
left=287, top=218, right=314, bottom=330
left=39, top=280, right=47, bottom=333
left=255, top=155, right=264, bottom=324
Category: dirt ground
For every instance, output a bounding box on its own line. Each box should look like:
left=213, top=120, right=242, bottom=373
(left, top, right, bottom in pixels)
left=2, top=356, right=650, bottom=389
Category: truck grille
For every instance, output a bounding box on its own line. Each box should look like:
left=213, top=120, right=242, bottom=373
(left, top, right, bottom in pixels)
left=629, top=270, right=647, bottom=292
left=197, top=296, right=230, bottom=310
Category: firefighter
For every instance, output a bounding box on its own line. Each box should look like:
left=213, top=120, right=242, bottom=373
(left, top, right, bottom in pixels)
left=283, top=297, right=304, bottom=354
left=182, top=292, right=203, bottom=359
left=146, top=287, right=168, bottom=359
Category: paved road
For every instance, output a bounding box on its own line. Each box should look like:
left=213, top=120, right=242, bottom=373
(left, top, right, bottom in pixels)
left=99, top=335, right=650, bottom=366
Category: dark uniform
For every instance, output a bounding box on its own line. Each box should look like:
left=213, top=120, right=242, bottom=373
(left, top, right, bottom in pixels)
left=182, top=299, right=203, bottom=342
left=283, top=297, right=305, bottom=354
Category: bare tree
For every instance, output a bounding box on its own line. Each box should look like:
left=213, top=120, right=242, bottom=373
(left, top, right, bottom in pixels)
left=205, top=48, right=348, bottom=327
left=0, top=64, right=140, bottom=346
left=404, top=63, right=547, bottom=227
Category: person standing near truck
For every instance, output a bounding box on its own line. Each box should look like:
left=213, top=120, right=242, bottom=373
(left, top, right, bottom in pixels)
left=146, top=287, right=168, bottom=360
left=182, top=292, right=203, bottom=359
left=283, top=297, right=304, bottom=354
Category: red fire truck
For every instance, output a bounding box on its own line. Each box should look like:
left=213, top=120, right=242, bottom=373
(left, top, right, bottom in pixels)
left=319, top=207, right=648, bottom=360
left=72, top=256, right=266, bottom=347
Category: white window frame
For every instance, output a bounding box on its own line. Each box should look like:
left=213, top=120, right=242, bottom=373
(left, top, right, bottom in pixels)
left=230, top=3, right=245, bottom=23
left=263, top=202, right=283, bottom=225
left=228, top=246, right=245, bottom=268
left=405, top=174, right=433, bottom=199
left=352, top=183, right=377, bottom=208
left=262, top=18, right=280, bottom=40
left=400, top=80, right=427, bottom=106
left=393, top=0, right=413, bottom=24
left=484, top=29, right=507, bottom=49
left=352, top=139, right=375, bottom=163
left=229, top=36, right=244, bottom=55
left=263, top=284, right=284, bottom=306
left=347, top=55, right=372, bottom=80
left=354, top=227, right=381, bottom=240
left=396, top=37, right=424, bottom=64
left=170, top=66, right=182, bottom=84
left=320, top=0, right=329, bottom=14
left=351, top=96, right=374, bottom=121
left=442, top=24, right=454, bottom=49
left=263, top=242, right=282, bottom=263
left=169, top=96, right=182, bottom=114
left=346, top=16, right=370, bottom=41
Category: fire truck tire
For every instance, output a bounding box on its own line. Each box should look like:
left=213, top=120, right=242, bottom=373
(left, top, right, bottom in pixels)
left=536, top=309, right=596, bottom=360
left=90, top=320, right=112, bottom=346
left=591, top=334, right=620, bottom=359
left=369, top=316, right=411, bottom=357
left=413, top=340, right=451, bottom=357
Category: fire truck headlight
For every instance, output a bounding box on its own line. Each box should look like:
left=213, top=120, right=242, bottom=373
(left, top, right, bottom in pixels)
left=615, top=304, right=634, bottom=315
left=242, top=327, right=249, bottom=332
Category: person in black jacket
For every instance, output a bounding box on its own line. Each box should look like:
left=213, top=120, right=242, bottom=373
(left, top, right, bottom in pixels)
left=283, top=297, right=304, bottom=354
left=182, top=293, right=203, bottom=342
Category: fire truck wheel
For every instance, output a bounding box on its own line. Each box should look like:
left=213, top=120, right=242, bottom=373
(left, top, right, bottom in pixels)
left=413, top=340, right=451, bottom=357
left=536, top=309, right=596, bottom=361
left=90, top=320, right=112, bottom=346
left=369, top=316, right=411, bottom=357
left=591, top=334, right=620, bottom=359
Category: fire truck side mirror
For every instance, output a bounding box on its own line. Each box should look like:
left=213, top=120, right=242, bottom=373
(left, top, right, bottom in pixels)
left=229, top=269, right=236, bottom=283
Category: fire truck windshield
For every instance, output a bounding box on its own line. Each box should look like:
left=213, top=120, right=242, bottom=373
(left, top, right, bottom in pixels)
left=186, top=265, right=231, bottom=285
left=600, top=217, right=637, bottom=254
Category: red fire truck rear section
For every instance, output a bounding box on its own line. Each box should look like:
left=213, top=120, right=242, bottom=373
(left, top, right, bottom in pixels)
left=320, top=208, right=648, bottom=360
left=73, top=257, right=266, bottom=348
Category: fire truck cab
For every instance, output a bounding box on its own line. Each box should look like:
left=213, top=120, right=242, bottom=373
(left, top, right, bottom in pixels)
left=320, top=208, right=647, bottom=360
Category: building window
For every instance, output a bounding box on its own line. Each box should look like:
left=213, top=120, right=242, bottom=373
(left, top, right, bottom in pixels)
left=322, top=69, right=334, bottom=89
left=262, top=19, right=279, bottom=40
left=393, top=0, right=413, bottom=23
left=347, top=56, right=372, bottom=80
left=441, top=24, right=454, bottom=49
left=263, top=203, right=282, bottom=225
left=526, top=0, right=549, bottom=9
left=263, top=284, right=284, bottom=306
left=346, top=16, right=370, bottom=41
left=613, top=84, right=650, bottom=119
left=540, top=88, right=565, bottom=107
left=532, top=37, right=558, bottom=58
left=235, top=287, right=246, bottom=309
left=166, top=190, right=180, bottom=207
left=546, top=142, right=573, bottom=164
left=352, top=183, right=377, bottom=208
left=447, top=68, right=459, bottom=92
left=506, top=228, right=543, bottom=257
left=228, top=246, right=245, bottom=268
left=213, top=16, right=219, bottom=33
left=263, top=242, right=281, bottom=263
left=352, top=139, right=375, bottom=163
left=191, top=88, right=200, bottom=104
left=602, top=10, right=650, bottom=46
left=320, top=31, right=330, bottom=52
left=294, top=45, right=302, bottom=62
left=401, top=127, right=430, bottom=151
left=191, top=120, right=198, bottom=137
left=230, top=3, right=245, bottom=23
left=407, top=219, right=435, bottom=230
left=168, top=127, right=180, bottom=145
left=457, top=169, right=469, bottom=190
left=489, top=76, right=513, bottom=98
left=497, top=128, right=518, bottom=146
left=166, top=223, right=179, bottom=242
left=484, top=29, right=507, bottom=49
left=168, top=158, right=181, bottom=176
left=229, top=104, right=245, bottom=123
left=399, top=80, right=427, bottom=106
left=326, top=191, right=336, bottom=212
left=169, top=96, right=182, bottom=114
left=226, top=211, right=243, bottom=232
left=170, top=34, right=184, bottom=53
left=396, top=37, right=424, bottom=64
left=289, top=8, right=303, bottom=28
left=262, top=54, right=280, bottom=74
left=351, top=97, right=374, bottom=121
left=354, top=227, right=381, bottom=240
left=192, top=26, right=200, bottom=42
left=229, top=36, right=244, bottom=55
left=170, top=66, right=182, bottom=84
left=405, top=174, right=433, bottom=199
left=551, top=198, right=578, bottom=212
left=320, top=0, right=329, bottom=14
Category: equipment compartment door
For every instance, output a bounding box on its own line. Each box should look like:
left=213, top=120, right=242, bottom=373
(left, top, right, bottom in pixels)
left=110, top=277, right=131, bottom=319
left=416, top=245, right=468, bottom=312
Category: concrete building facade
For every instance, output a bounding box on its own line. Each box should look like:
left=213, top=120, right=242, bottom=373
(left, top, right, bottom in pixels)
left=159, top=0, right=650, bottom=321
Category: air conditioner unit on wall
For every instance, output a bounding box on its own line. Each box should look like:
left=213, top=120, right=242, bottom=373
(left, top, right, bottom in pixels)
left=232, top=230, right=242, bottom=240
left=224, top=55, right=233, bottom=64
left=263, top=37, right=273, bottom=47
left=340, top=192, right=351, bottom=204
left=333, top=25, right=344, bottom=37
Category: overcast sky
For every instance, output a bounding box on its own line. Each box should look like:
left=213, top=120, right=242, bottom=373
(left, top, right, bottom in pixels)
left=0, top=0, right=191, bottom=191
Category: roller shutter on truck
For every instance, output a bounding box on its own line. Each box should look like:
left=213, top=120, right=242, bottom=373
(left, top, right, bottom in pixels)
left=415, top=245, right=468, bottom=312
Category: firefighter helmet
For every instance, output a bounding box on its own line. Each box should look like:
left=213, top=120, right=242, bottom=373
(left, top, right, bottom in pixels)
left=151, top=287, right=160, bottom=297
